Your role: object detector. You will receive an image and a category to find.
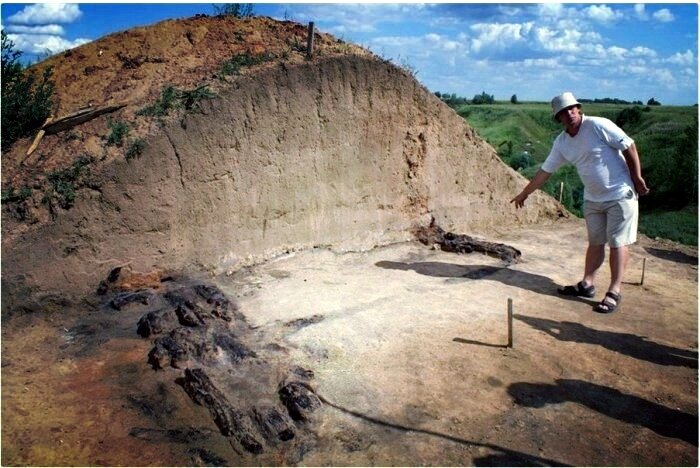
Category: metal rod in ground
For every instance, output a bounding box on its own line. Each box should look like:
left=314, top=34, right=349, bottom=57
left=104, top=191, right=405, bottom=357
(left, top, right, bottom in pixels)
left=641, top=257, right=647, bottom=285
left=507, top=298, right=513, bottom=348
left=306, top=22, right=315, bottom=59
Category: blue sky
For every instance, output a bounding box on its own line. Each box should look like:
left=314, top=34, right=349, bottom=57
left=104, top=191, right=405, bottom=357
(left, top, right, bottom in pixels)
left=1, top=3, right=697, bottom=104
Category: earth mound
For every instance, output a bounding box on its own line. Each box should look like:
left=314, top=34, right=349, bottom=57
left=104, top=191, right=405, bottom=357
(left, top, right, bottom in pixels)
left=2, top=14, right=565, bottom=308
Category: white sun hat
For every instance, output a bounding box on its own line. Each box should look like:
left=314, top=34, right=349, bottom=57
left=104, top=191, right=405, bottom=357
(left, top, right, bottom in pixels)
left=551, top=92, right=581, bottom=118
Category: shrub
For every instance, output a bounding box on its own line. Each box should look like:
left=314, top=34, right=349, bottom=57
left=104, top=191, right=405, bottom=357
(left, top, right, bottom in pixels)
left=1, top=30, right=55, bottom=150
left=138, top=84, right=216, bottom=116
left=615, top=106, right=643, bottom=130
left=1, top=185, right=32, bottom=203
left=508, top=152, right=533, bottom=171
left=179, top=85, right=216, bottom=112
left=219, top=52, right=275, bottom=76
left=44, top=155, right=93, bottom=210
left=125, top=138, right=145, bottom=160
left=137, top=85, right=179, bottom=117
left=213, top=3, right=254, bottom=18
left=106, top=119, right=130, bottom=147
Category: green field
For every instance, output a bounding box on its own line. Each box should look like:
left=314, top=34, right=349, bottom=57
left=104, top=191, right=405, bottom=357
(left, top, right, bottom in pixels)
left=455, top=102, right=698, bottom=246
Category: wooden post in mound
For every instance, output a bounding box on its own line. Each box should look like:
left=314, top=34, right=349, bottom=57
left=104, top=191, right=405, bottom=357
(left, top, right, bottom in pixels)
left=507, top=298, right=514, bottom=348
left=558, top=181, right=564, bottom=203
left=306, top=21, right=315, bottom=59
left=641, top=257, right=647, bottom=285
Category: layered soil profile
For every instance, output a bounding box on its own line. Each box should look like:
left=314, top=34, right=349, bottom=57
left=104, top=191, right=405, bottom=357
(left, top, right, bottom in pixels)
left=2, top=16, right=564, bottom=309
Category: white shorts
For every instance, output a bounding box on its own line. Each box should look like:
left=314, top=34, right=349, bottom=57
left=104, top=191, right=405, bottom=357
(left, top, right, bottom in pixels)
left=584, top=190, right=639, bottom=248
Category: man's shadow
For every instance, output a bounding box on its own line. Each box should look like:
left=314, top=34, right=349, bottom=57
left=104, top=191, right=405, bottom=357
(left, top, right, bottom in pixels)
left=515, top=313, right=698, bottom=368
left=508, top=379, right=698, bottom=446
left=375, top=260, right=595, bottom=305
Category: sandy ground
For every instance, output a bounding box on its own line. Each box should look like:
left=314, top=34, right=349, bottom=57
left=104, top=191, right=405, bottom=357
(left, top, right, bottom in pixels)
left=2, top=218, right=697, bottom=466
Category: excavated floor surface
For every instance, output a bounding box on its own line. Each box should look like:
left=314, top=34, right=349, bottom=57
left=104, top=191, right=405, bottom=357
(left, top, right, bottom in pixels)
left=2, top=218, right=697, bottom=466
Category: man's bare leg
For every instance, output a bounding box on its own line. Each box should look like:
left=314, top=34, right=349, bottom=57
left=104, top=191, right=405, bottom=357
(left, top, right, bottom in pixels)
left=582, top=244, right=605, bottom=288
left=608, top=245, right=629, bottom=295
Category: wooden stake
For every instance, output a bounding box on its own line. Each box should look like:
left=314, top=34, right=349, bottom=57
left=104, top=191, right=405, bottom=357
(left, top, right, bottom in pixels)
left=306, top=22, right=315, bottom=59
left=507, top=298, right=513, bottom=348
left=641, top=257, right=647, bottom=285
left=558, top=181, right=564, bottom=203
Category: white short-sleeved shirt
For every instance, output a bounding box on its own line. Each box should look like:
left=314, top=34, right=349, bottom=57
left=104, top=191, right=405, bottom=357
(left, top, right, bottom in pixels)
left=541, top=115, right=635, bottom=202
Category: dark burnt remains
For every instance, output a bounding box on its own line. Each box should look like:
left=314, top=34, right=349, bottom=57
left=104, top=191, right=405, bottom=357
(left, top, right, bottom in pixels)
left=97, top=267, right=323, bottom=460
left=415, top=222, right=521, bottom=264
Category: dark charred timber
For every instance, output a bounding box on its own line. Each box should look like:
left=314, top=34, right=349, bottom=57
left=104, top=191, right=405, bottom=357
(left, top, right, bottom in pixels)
left=253, top=406, right=296, bottom=442
left=194, top=284, right=238, bottom=321
left=136, top=309, right=177, bottom=338
left=110, top=289, right=153, bottom=310
left=181, top=368, right=264, bottom=454
left=279, top=381, right=322, bottom=422
left=213, top=333, right=257, bottom=362
left=415, top=223, right=521, bottom=264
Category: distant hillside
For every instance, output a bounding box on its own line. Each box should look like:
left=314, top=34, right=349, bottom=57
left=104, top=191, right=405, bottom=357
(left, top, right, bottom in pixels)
left=457, top=102, right=698, bottom=245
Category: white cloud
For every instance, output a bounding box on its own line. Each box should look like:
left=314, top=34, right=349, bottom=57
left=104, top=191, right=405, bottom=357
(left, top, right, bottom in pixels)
left=666, top=50, right=695, bottom=66
left=536, top=3, right=565, bottom=19
left=653, top=8, right=675, bottom=23
left=631, top=47, right=657, bottom=58
left=633, top=4, right=649, bottom=20
left=7, top=33, right=90, bottom=55
left=585, top=5, right=623, bottom=23
left=470, top=22, right=532, bottom=52
left=7, top=3, right=82, bottom=25
left=4, top=24, right=65, bottom=35
left=608, top=46, right=627, bottom=59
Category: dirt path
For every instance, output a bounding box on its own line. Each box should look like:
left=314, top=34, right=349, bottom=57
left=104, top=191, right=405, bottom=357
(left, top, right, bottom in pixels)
left=2, top=219, right=697, bottom=465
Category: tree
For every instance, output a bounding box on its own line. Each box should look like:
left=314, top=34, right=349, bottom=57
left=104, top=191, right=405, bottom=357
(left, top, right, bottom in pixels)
left=1, top=30, right=55, bottom=150
left=212, top=3, right=255, bottom=18
left=510, top=94, right=518, bottom=104
left=472, top=91, right=494, bottom=105
left=647, top=97, right=661, bottom=106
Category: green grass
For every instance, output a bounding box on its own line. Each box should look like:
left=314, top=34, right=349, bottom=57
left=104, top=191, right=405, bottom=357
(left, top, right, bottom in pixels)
left=455, top=101, right=698, bottom=245
left=639, top=205, right=698, bottom=246
left=106, top=119, right=130, bottom=147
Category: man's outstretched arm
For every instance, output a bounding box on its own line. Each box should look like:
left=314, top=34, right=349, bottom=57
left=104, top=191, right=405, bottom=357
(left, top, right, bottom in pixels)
left=510, top=169, right=552, bottom=209
left=622, top=143, right=650, bottom=196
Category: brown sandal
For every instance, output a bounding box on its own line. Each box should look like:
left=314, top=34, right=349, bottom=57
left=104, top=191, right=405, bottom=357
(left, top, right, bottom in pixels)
left=593, top=291, right=622, bottom=313
left=558, top=281, right=596, bottom=298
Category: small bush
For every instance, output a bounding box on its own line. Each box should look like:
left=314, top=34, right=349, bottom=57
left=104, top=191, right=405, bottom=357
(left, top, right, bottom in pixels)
left=44, top=155, right=93, bottom=210
left=179, top=85, right=216, bottom=112
left=138, top=84, right=216, bottom=117
left=125, top=138, right=145, bottom=160
left=106, top=119, right=130, bottom=147
left=508, top=152, right=534, bottom=171
left=219, top=52, right=275, bottom=76
left=1, top=185, right=32, bottom=203
left=213, top=3, right=254, bottom=18
left=615, top=106, right=643, bottom=130
left=137, top=86, right=179, bottom=117
left=1, top=30, right=55, bottom=150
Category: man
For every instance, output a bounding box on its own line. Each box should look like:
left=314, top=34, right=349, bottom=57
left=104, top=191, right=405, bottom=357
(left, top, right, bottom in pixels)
left=511, top=92, right=650, bottom=313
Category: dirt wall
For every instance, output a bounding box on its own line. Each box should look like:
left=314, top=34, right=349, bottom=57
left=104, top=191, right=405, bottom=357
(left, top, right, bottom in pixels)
left=2, top=55, right=563, bottom=306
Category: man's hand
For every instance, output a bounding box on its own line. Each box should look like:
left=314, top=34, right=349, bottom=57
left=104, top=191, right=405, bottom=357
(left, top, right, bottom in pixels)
left=510, top=169, right=552, bottom=210
left=633, top=177, right=650, bottom=196
left=511, top=192, right=528, bottom=209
